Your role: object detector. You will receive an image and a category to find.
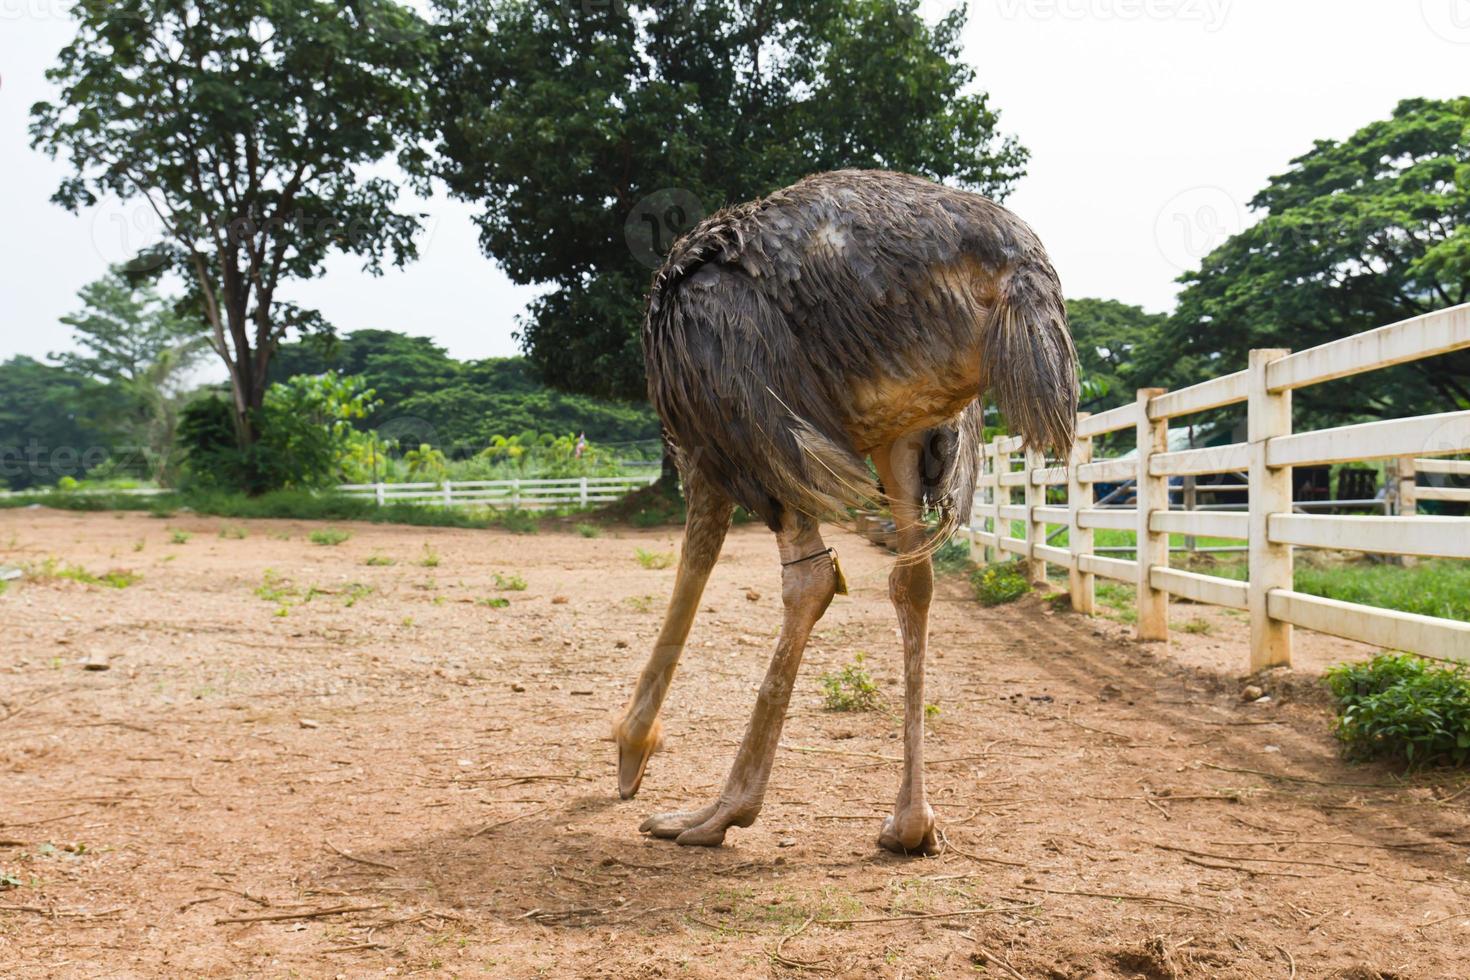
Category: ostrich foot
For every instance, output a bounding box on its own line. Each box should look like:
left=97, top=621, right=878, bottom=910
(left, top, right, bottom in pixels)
left=615, top=718, right=661, bottom=800
left=878, top=802, right=937, bottom=856
left=640, top=800, right=758, bottom=847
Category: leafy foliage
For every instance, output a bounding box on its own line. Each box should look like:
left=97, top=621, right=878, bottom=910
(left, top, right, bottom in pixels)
left=970, top=562, right=1032, bottom=606
left=1325, top=653, right=1470, bottom=768
left=31, top=0, right=434, bottom=458
left=1164, top=97, right=1470, bottom=422
left=268, top=331, right=661, bottom=450
left=177, top=372, right=380, bottom=493
left=430, top=0, right=1027, bottom=402
left=0, top=356, right=127, bottom=490
left=819, top=654, right=882, bottom=712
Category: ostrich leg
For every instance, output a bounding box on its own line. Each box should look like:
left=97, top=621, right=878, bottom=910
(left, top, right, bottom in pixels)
left=641, top=512, right=835, bottom=846
left=873, top=436, right=940, bottom=855
left=614, top=470, right=734, bottom=799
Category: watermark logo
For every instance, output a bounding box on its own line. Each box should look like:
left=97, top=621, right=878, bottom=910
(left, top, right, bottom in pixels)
left=1154, top=185, right=1244, bottom=271
left=625, top=188, right=706, bottom=269
left=89, top=196, right=172, bottom=272
left=1421, top=0, right=1470, bottom=43
left=993, top=0, right=1231, bottom=32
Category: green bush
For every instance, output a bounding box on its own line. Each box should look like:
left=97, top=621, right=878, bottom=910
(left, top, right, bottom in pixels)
left=1325, top=653, right=1470, bottom=768
left=970, top=562, right=1032, bottom=606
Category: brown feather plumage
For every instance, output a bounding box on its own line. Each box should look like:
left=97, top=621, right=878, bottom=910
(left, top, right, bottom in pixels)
left=644, top=169, right=1078, bottom=533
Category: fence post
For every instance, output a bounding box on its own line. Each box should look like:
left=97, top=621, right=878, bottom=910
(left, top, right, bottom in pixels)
left=443, top=480, right=453, bottom=508
left=375, top=482, right=385, bottom=506
left=1135, top=389, right=1169, bottom=641
left=1396, top=456, right=1418, bottom=516
left=1024, top=447, right=1046, bottom=583
left=1068, top=412, right=1095, bottom=614
left=1248, top=348, right=1293, bottom=670
left=990, top=436, right=1005, bottom=564
left=1182, top=475, right=1197, bottom=555
left=579, top=477, right=589, bottom=507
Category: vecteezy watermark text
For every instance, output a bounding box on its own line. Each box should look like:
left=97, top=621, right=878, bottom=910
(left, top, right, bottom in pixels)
left=994, top=0, right=1231, bottom=32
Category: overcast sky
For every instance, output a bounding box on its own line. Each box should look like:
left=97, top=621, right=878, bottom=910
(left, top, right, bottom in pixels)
left=3, top=0, right=1468, bottom=372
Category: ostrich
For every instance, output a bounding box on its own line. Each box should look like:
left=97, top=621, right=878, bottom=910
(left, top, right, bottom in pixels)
left=614, top=169, right=1078, bottom=853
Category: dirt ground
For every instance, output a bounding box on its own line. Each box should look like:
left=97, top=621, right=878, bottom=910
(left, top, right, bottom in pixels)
left=2, top=508, right=1469, bottom=979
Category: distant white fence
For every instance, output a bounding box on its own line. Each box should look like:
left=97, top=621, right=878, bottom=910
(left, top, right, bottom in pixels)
left=337, top=473, right=661, bottom=509
left=2, top=474, right=661, bottom=510
left=969, top=303, right=1470, bottom=668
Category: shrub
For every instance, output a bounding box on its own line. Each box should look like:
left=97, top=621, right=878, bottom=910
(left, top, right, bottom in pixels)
left=970, top=562, right=1031, bottom=606
left=819, top=654, right=882, bottom=712
left=932, top=538, right=973, bottom=575
left=1325, top=653, right=1470, bottom=768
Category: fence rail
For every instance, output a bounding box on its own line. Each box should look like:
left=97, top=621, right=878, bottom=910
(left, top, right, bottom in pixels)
left=968, top=303, right=1470, bottom=668
left=337, top=473, right=661, bottom=509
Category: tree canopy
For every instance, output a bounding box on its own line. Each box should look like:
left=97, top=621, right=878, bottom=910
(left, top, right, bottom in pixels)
left=30, top=0, right=435, bottom=467
left=1166, top=97, right=1470, bottom=423
left=269, top=330, right=661, bottom=450
left=429, top=0, right=1027, bottom=401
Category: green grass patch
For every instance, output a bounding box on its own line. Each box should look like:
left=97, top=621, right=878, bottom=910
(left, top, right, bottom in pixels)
left=363, top=554, right=396, bottom=566
left=819, top=653, right=882, bottom=712
left=308, top=528, right=352, bottom=546
left=477, top=597, right=510, bottom=609
left=1326, top=653, right=1470, bottom=768
left=217, top=525, right=247, bottom=539
left=932, top=537, right=973, bottom=575
left=970, top=562, right=1032, bottom=606
left=493, top=572, right=527, bottom=591
left=575, top=523, right=601, bottom=538
left=27, top=558, right=141, bottom=589
left=635, top=548, right=674, bottom=570
left=169, top=530, right=192, bottom=545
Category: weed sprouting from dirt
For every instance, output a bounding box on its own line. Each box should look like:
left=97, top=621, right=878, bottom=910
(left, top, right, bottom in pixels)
left=364, top=554, right=396, bottom=566
left=636, top=548, right=674, bottom=570
left=494, top=572, right=527, bottom=591
left=309, top=528, right=352, bottom=546
left=28, top=558, right=140, bottom=589
left=576, top=523, right=601, bottom=538
left=218, top=525, right=247, bottom=540
left=819, top=653, right=882, bottom=712
left=343, top=583, right=373, bottom=608
left=169, top=530, right=192, bottom=545
left=624, top=594, right=658, bottom=613
left=419, top=544, right=440, bottom=567
left=1178, top=617, right=1212, bottom=634
left=1326, top=653, right=1470, bottom=768
left=970, top=562, right=1031, bottom=606
left=477, top=597, right=510, bottom=609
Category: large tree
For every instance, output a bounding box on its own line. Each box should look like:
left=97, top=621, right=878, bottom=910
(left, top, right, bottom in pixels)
left=1166, top=97, right=1470, bottom=424
left=1065, top=298, right=1170, bottom=410
left=429, top=0, right=1028, bottom=403
left=55, top=268, right=209, bottom=482
left=30, top=0, right=434, bottom=474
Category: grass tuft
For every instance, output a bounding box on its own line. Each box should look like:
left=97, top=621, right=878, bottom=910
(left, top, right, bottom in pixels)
left=635, top=548, right=675, bottom=570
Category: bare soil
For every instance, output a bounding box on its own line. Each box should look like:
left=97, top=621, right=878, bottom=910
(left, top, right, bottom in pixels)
left=2, top=508, right=1468, bottom=978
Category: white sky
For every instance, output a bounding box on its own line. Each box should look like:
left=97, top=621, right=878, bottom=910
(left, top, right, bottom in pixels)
left=3, top=0, right=1468, bottom=372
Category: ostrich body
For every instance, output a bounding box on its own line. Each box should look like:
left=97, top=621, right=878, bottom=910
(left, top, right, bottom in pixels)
left=616, top=169, right=1078, bottom=853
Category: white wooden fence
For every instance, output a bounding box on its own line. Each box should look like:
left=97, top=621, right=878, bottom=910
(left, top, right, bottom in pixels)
left=968, top=304, right=1470, bottom=668
left=337, top=473, right=660, bottom=509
